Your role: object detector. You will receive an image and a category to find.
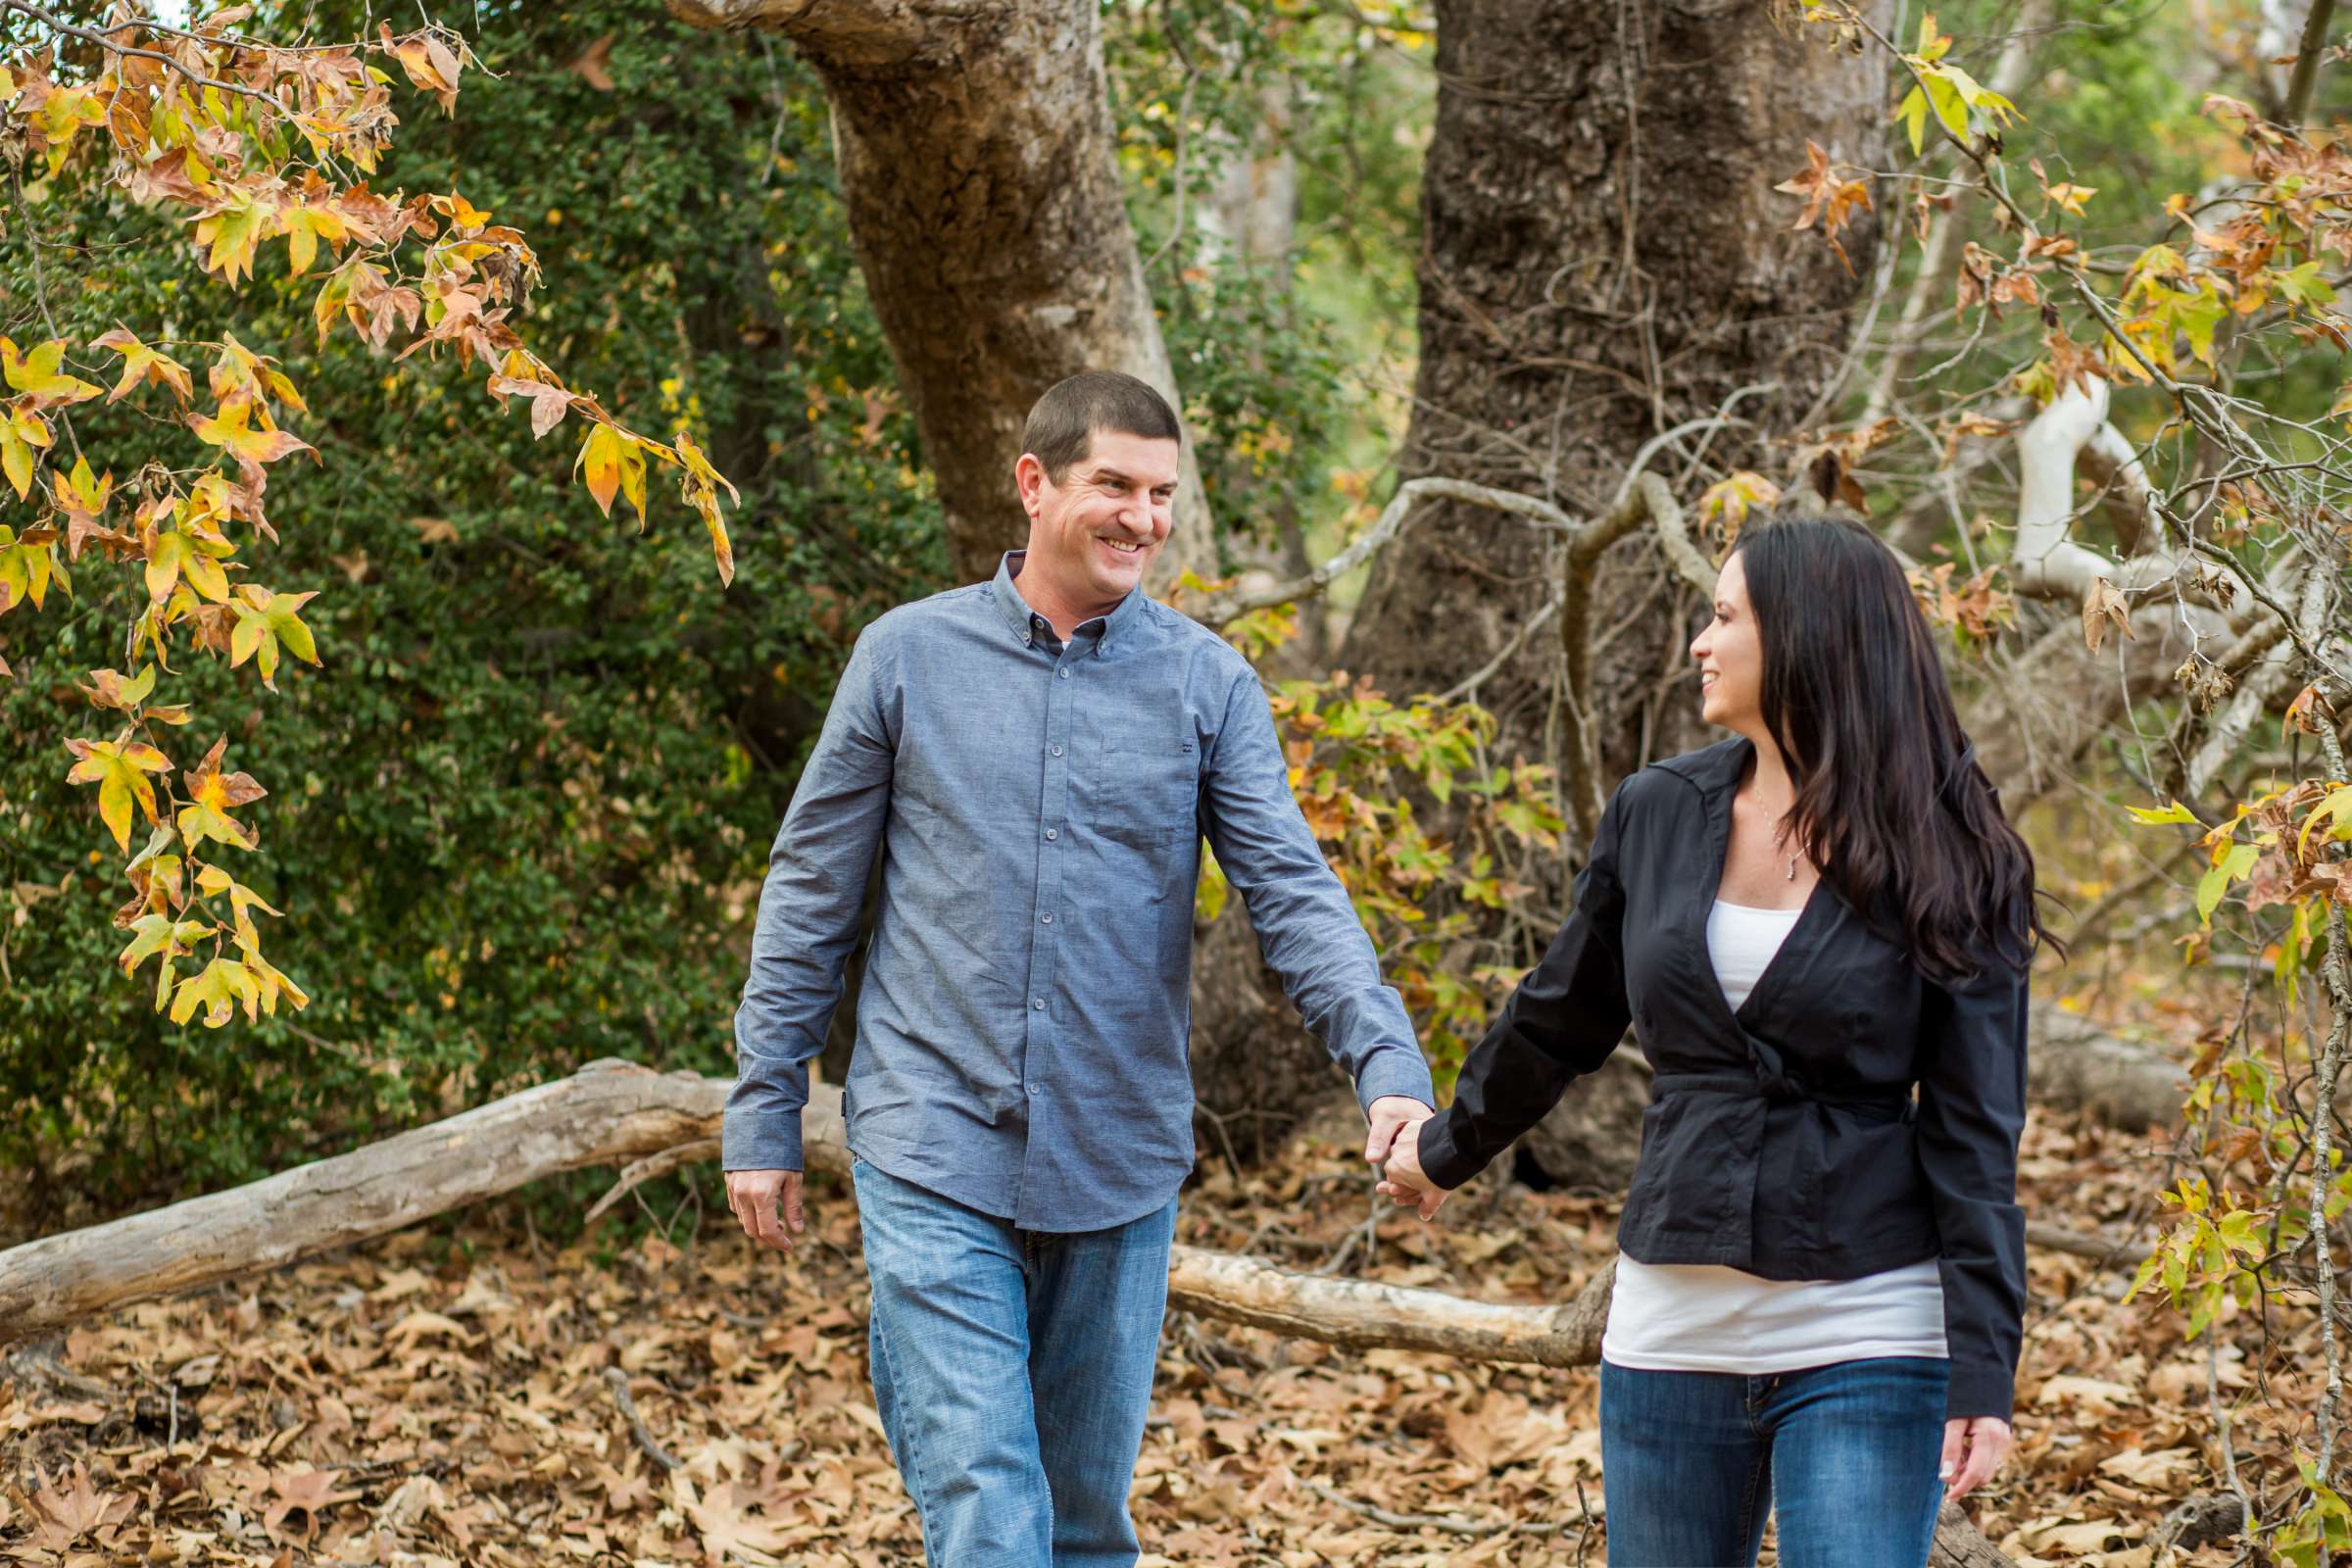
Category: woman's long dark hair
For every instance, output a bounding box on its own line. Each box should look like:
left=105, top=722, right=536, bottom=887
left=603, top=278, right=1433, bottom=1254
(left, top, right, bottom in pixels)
left=1733, top=514, right=2063, bottom=985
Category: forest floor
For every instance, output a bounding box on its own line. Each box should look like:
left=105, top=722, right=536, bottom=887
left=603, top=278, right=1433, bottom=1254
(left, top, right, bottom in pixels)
left=0, top=1094, right=2301, bottom=1567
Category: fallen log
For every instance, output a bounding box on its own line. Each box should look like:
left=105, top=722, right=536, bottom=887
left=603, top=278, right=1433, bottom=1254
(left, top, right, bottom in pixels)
left=1168, top=1250, right=1615, bottom=1367
left=0, top=1059, right=2035, bottom=1561
left=0, top=1059, right=776, bottom=1346
left=0, top=1058, right=2141, bottom=1337
left=2027, top=1003, right=2189, bottom=1135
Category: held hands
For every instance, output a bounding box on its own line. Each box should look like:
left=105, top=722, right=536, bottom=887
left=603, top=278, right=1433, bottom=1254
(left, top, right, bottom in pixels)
left=1941, top=1415, right=2012, bottom=1501
left=1364, top=1096, right=1449, bottom=1221
left=725, top=1168, right=807, bottom=1253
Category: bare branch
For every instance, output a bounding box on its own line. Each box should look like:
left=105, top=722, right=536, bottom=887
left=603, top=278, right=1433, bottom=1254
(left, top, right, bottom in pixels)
left=662, top=0, right=974, bottom=69
left=0, top=1, right=287, bottom=109
left=2285, top=0, right=2341, bottom=127
left=1186, top=476, right=1573, bottom=629
left=2308, top=574, right=2348, bottom=1487
left=1857, top=0, right=2049, bottom=431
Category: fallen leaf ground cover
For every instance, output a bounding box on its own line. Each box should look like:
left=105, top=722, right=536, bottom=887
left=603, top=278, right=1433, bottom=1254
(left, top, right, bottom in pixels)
left=0, top=1099, right=2313, bottom=1566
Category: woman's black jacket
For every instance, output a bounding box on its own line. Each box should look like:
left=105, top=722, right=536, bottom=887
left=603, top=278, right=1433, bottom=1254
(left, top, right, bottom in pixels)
left=1418, top=735, right=2032, bottom=1423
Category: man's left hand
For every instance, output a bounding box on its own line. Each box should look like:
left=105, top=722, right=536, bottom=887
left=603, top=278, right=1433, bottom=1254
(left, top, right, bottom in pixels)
left=1364, top=1095, right=1433, bottom=1166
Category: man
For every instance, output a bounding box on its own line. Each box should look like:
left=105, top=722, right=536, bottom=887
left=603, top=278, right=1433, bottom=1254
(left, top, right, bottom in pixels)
left=722, top=368, right=1435, bottom=1566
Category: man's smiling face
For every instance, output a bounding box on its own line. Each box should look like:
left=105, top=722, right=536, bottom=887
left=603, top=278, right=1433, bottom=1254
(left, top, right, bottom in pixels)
left=1018, top=427, right=1180, bottom=608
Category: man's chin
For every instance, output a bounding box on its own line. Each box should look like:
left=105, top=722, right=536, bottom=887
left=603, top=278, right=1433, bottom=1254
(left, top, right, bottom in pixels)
left=1096, top=552, right=1153, bottom=590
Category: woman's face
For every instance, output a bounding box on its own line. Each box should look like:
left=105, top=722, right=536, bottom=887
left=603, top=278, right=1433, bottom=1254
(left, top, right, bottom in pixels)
left=1690, top=550, right=1763, bottom=731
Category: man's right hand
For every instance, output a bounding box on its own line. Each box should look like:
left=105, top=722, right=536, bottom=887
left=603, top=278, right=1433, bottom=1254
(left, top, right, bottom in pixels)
left=1376, top=1119, right=1451, bottom=1221
left=726, top=1168, right=807, bottom=1253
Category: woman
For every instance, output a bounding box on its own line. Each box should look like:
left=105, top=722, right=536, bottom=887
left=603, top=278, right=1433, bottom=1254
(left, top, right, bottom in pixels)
left=1379, top=515, right=2057, bottom=1568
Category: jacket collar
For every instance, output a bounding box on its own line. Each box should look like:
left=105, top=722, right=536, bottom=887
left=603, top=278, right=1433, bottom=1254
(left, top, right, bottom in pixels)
left=1651, top=733, right=1751, bottom=803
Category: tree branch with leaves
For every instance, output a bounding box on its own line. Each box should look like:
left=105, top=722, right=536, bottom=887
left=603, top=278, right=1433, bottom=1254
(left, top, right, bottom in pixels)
left=0, top=0, right=738, bottom=1029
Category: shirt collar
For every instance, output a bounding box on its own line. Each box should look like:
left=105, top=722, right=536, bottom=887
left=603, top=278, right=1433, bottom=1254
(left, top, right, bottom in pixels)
left=990, top=549, right=1151, bottom=655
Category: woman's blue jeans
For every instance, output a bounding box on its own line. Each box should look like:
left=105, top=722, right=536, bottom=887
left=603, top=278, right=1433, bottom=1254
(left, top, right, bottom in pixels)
left=852, top=1155, right=1178, bottom=1568
left=1598, top=1355, right=1949, bottom=1568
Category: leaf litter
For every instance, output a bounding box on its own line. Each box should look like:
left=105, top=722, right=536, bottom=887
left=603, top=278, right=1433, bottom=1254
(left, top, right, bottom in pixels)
left=0, top=1102, right=2304, bottom=1565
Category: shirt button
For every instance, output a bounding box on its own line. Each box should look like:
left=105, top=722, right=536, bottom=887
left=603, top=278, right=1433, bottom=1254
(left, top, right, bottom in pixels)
left=1040, top=912, right=1054, bottom=923
left=1045, top=828, right=1058, bottom=841
left=1057, top=668, right=1069, bottom=680
left=1028, top=1083, right=1041, bottom=1095
left=1050, top=744, right=1063, bottom=758
left=1032, top=998, right=1046, bottom=1010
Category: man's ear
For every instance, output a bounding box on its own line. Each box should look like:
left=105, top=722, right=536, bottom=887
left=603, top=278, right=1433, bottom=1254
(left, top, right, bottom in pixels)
left=1013, top=452, right=1046, bottom=515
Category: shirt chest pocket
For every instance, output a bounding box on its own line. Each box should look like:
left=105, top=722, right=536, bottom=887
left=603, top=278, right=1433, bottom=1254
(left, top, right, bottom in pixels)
left=1093, top=720, right=1199, bottom=850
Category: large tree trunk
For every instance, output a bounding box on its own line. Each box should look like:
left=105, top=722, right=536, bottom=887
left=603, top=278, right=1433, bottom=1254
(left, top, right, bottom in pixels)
left=1343, top=0, right=1892, bottom=801
left=665, top=0, right=1213, bottom=586
left=1190, top=0, right=1895, bottom=1137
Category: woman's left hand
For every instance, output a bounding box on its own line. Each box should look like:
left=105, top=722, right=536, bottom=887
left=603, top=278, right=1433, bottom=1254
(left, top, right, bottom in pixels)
left=1940, top=1415, right=2012, bottom=1501
left=1376, top=1118, right=1449, bottom=1220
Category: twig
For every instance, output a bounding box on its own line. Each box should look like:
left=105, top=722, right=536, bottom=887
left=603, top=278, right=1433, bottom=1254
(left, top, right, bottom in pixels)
left=1141, top=65, right=1202, bottom=274
left=1854, top=0, right=2047, bottom=432
left=0, top=2, right=288, bottom=109
left=2191, top=538, right=2347, bottom=685
left=1553, top=468, right=1700, bottom=832
left=2208, top=1335, right=2256, bottom=1544
left=1303, top=1479, right=1576, bottom=1538
left=8, top=160, right=84, bottom=465
left=1194, top=1102, right=1246, bottom=1174
left=2064, top=837, right=2202, bottom=953
left=1188, top=475, right=1573, bottom=628
left=2284, top=0, right=2340, bottom=127
left=601, top=1366, right=681, bottom=1472
left=1436, top=596, right=1559, bottom=704
left=585, top=1139, right=719, bottom=1224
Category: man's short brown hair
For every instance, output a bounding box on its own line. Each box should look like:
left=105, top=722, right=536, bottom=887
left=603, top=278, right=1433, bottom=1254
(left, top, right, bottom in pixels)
left=1020, top=369, right=1183, bottom=484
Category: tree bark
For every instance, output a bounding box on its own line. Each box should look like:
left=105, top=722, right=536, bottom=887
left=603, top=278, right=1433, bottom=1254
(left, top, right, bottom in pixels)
left=1339, top=0, right=1895, bottom=802
left=664, top=0, right=1214, bottom=585
left=1187, top=0, right=1896, bottom=1136
left=1167, top=1250, right=1614, bottom=1368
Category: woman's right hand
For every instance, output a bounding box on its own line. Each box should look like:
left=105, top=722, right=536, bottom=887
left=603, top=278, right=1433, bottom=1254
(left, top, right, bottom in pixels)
left=1377, top=1118, right=1451, bottom=1221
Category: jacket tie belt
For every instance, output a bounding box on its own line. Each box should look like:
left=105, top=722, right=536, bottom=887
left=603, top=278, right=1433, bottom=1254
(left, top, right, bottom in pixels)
left=1649, top=1069, right=1914, bottom=1124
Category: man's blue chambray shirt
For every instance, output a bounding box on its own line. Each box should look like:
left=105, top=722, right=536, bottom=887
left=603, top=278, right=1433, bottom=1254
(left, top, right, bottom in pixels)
left=723, top=550, right=1435, bottom=1232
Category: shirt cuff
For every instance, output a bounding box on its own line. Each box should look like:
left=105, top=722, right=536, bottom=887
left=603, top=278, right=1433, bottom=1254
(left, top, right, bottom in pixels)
left=722, top=1109, right=806, bottom=1173
left=1354, top=1046, right=1436, bottom=1118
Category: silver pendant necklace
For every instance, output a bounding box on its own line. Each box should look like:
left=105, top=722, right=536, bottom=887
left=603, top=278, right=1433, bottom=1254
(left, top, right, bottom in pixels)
left=1773, top=818, right=1798, bottom=881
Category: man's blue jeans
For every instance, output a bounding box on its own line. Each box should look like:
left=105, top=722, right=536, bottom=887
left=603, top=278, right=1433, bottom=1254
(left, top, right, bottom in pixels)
left=1598, top=1355, right=1949, bottom=1568
left=852, top=1155, right=1178, bottom=1567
